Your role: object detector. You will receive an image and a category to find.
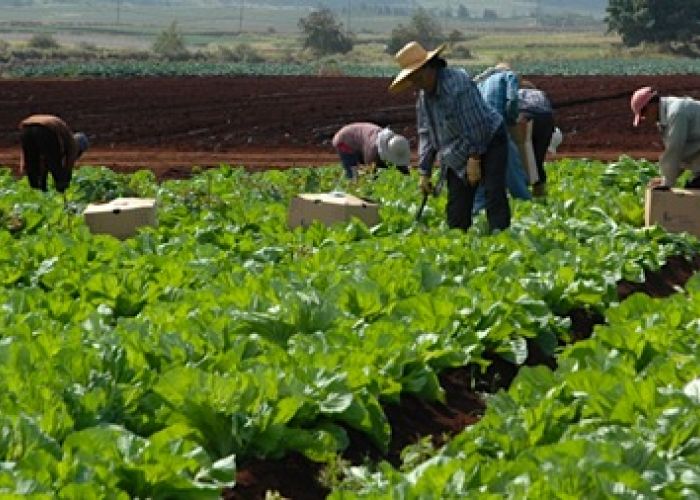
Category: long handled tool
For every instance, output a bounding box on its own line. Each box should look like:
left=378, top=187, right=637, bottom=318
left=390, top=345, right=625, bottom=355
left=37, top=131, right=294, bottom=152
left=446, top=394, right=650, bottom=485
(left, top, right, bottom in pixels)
left=415, top=168, right=446, bottom=222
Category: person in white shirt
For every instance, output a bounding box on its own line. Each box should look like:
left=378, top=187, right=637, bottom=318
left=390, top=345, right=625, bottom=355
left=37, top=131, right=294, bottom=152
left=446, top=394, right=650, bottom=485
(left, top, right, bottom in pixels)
left=631, top=86, right=700, bottom=189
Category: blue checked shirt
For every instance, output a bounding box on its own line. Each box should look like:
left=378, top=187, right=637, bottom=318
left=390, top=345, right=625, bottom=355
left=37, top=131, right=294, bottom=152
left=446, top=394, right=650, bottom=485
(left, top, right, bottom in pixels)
left=418, top=67, right=503, bottom=177
left=477, top=69, right=519, bottom=124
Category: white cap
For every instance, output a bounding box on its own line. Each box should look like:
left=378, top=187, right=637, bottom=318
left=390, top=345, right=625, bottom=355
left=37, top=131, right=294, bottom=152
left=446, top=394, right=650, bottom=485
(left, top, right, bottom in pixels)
left=548, top=127, right=562, bottom=154
left=377, top=128, right=411, bottom=167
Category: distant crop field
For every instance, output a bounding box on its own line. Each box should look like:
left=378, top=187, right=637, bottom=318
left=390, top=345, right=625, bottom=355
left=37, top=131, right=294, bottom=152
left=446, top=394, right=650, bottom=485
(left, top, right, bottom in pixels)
left=0, top=1, right=603, bottom=46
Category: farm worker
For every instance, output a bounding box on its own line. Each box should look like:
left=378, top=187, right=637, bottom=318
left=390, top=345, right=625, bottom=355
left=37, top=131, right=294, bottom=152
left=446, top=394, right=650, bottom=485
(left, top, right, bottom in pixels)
left=472, top=62, right=530, bottom=213
left=19, top=114, right=89, bottom=192
left=517, top=80, right=556, bottom=197
left=389, top=41, right=510, bottom=232
left=631, top=86, right=700, bottom=189
left=332, top=122, right=410, bottom=180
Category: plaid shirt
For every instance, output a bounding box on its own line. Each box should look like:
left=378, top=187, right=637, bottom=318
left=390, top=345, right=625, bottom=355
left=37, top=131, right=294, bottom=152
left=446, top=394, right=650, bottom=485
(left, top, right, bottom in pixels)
left=418, top=67, right=502, bottom=177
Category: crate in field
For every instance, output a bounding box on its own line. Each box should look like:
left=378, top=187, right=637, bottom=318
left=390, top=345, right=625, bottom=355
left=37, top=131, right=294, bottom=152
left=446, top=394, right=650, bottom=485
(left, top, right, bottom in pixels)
left=288, top=192, right=380, bottom=229
left=84, top=197, right=157, bottom=239
left=645, top=187, right=700, bottom=238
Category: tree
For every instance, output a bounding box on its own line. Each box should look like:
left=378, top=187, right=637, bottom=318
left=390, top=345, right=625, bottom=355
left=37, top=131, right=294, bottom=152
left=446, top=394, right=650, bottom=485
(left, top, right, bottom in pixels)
left=152, top=21, right=188, bottom=59
left=387, top=7, right=444, bottom=54
left=606, top=0, right=700, bottom=54
left=28, top=33, right=59, bottom=50
left=298, top=8, right=354, bottom=56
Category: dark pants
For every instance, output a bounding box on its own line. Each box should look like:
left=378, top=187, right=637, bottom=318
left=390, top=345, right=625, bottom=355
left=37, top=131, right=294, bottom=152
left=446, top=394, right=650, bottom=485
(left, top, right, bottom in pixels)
left=337, top=151, right=409, bottom=178
left=685, top=175, right=700, bottom=189
left=20, top=125, right=71, bottom=192
left=338, top=151, right=360, bottom=179
left=531, top=113, right=555, bottom=186
left=447, top=124, right=510, bottom=232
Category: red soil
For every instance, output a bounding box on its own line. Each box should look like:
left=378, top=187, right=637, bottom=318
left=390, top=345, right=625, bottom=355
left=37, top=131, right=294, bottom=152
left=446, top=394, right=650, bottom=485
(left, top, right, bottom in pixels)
left=0, top=75, right=698, bottom=179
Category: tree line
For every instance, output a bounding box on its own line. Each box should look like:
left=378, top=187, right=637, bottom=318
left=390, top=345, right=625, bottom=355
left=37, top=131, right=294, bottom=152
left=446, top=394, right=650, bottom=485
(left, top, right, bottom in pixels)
left=301, top=0, right=699, bottom=57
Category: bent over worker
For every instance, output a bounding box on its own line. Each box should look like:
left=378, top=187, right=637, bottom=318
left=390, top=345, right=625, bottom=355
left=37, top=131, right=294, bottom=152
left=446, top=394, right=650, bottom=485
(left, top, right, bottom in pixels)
left=472, top=63, right=531, bottom=213
left=389, top=41, right=510, bottom=233
left=19, top=114, right=89, bottom=192
left=332, top=122, right=410, bottom=180
left=518, top=80, right=556, bottom=197
left=631, top=87, right=700, bottom=189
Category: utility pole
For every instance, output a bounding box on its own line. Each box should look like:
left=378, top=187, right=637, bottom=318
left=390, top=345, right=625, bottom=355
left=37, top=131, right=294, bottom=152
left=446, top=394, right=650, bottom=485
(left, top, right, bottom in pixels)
left=239, top=0, right=244, bottom=33
left=116, top=0, right=121, bottom=25
left=347, top=0, right=351, bottom=33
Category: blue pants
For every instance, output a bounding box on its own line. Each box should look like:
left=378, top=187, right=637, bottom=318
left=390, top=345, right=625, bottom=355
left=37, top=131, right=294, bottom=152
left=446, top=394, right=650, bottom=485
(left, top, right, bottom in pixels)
left=338, top=151, right=360, bottom=179
left=473, top=137, right=530, bottom=213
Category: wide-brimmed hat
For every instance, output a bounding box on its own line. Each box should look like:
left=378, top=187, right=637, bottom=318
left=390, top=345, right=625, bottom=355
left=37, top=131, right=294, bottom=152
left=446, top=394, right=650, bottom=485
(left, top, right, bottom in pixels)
left=377, top=128, right=411, bottom=167
left=389, top=41, right=446, bottom=94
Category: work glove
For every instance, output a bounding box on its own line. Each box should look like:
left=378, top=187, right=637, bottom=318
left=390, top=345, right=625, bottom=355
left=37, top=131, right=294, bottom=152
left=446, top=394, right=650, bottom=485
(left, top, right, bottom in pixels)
left=419, top=174, right=433, bottom=195
left=466, top=156, right=482, bottom=186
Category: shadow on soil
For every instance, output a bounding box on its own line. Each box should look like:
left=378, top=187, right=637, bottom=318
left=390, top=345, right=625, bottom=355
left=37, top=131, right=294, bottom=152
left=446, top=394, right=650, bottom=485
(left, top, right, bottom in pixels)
left=224, top=254, right=700, bottom=500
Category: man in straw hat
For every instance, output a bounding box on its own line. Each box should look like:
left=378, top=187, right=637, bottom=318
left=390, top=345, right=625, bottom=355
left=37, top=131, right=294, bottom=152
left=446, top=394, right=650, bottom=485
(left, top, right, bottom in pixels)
left=19, top=114, right=89, bottom=192
left=389, top=41, right=510, bottom=232
left=631, top=86, right=700, bottom=190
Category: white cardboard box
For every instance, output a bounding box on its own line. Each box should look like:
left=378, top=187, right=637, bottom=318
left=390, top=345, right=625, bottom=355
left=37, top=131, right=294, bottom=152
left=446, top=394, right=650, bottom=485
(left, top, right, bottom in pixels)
left=84, top=197, right=158, bottom=239
left=288, top=192, right=380, bottom=229
left=645, top=187, right=700, bottom=238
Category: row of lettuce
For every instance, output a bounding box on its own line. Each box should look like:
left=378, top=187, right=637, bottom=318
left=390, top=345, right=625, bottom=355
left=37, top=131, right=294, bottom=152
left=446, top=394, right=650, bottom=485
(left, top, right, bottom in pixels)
left=0, top=157, right=697, bottom=497
left=7, top=57, right=700, bottom=78
left=331, top=280, right=700, bottom=498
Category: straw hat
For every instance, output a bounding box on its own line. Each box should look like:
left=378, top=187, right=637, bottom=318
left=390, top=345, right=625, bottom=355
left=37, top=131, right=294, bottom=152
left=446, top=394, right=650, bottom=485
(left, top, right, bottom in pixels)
left=389, top=41, right=446, bottom=94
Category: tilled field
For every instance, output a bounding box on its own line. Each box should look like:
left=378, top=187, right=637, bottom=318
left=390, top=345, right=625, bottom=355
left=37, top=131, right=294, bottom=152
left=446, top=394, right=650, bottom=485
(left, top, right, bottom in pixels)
left=0, top=74, right=698, bottom=178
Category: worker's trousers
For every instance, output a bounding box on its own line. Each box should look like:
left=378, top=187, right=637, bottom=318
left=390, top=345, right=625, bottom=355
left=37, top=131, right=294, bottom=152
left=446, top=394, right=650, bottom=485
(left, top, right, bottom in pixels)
left=446, top=124, right=510, bottom=232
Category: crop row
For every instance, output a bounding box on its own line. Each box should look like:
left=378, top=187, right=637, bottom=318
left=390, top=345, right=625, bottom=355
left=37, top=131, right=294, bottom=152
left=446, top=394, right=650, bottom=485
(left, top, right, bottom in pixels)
left=333, top=276, right=700, bottom=497
left=7, top=57, right=700, bottom=78
left=0, top=157, right=697, bottom=496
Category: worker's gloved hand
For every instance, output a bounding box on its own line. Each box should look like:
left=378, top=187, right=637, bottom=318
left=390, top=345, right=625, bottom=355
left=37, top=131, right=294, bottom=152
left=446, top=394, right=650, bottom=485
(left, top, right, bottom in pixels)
left=466, top=156, right=482, bottom=186
left=419, top=174, right=433, bottom=195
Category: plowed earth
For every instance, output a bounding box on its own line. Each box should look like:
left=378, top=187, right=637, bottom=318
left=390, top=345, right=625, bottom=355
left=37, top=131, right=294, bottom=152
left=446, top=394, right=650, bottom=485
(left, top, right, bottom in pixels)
left=1, top=75, right=699, bottom=499
left=0, top=74, right=699, bottom=179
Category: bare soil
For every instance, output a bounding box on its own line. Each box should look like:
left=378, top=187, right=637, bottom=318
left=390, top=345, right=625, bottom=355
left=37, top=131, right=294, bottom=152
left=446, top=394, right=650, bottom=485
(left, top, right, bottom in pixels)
left=1, top=75, right=699, bottom=178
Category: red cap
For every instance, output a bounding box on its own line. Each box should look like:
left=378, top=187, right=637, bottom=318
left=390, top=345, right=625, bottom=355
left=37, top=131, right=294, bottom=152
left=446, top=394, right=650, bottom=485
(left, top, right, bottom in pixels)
left=631, top=86, right=657, bottom=127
